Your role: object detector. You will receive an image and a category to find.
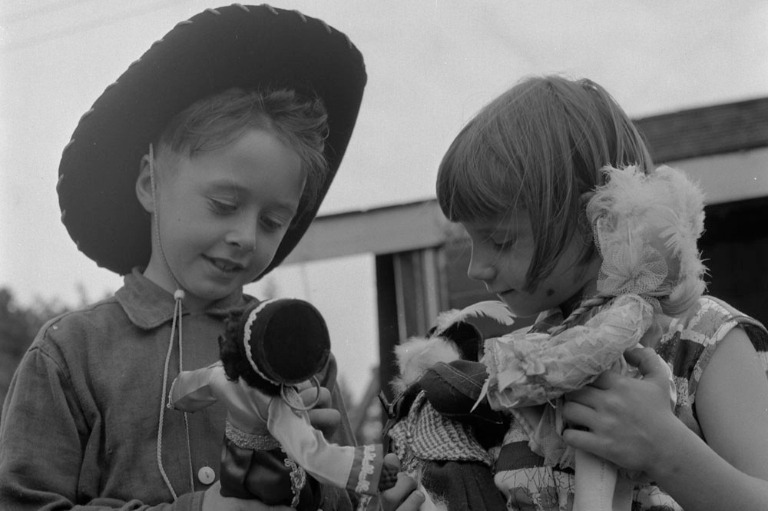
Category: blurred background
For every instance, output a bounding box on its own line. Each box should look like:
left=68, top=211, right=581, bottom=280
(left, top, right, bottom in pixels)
left=2, top=0, right=767, bottom=443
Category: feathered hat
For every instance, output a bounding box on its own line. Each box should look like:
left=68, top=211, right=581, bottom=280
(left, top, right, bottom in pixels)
left=57, top=4, right=367, bottom=278
left=587, top=165, right=707, bottom=315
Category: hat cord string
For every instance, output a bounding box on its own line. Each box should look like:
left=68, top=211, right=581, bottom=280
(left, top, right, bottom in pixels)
left=149, top=144, right=195, bottom=499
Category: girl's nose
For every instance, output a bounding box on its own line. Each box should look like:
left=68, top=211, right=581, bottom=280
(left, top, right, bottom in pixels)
left=466, top=245, right=496, bottom=283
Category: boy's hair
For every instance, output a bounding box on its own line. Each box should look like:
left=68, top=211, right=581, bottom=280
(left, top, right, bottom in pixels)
left=155, top=87, right=330, bottom=219
left=436, top=75, right=653, bottom=291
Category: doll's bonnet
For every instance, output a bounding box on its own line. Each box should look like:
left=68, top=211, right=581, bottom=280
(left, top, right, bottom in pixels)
left=238, top=298, right=331, bottom=387
left=587, top=165, right=707, bottom=315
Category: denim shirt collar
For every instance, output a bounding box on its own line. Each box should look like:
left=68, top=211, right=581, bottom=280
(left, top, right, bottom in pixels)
left=115, top=268, right=252, bottom=330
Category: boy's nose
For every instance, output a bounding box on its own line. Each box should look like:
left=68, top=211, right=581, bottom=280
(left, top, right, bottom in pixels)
left=225, top=218, right=257, bottom=252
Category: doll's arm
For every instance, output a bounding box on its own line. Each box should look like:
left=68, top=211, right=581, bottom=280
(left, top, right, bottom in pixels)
left=266, top=392, right=387, bottom=496
left=169, top=362, right=224, bottom=412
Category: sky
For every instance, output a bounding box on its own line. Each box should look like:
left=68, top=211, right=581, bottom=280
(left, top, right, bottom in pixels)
left=1, top=0, right=767, bottom=402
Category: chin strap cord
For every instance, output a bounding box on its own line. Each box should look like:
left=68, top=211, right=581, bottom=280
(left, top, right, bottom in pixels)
left=148, top=144, right=195, bottom=499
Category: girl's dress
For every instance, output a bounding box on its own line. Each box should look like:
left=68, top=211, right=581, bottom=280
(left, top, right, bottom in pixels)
left=493, top=296, right=768, bottom=511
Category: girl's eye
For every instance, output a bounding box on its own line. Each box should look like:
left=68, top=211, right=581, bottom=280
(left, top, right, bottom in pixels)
left=209, top=198, right=237, bottom=214
left=491, top=237, right=516, bottom=250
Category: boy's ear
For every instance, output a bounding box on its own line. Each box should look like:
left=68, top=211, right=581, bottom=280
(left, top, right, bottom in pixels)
left=135, top=154, right=155, bottom=213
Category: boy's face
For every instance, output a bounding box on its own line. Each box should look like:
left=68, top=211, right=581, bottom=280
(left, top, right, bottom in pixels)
left=141, top=129, right=305, bottom=310
left=462, top=210, right=598, bottom=318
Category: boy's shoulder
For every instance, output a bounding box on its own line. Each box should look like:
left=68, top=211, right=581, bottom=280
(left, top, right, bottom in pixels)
left=32, top=294, right=126, bottom=354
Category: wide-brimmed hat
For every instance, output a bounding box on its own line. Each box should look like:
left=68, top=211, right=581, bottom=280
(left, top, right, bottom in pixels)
left=57, top=4, right=366, bottom=277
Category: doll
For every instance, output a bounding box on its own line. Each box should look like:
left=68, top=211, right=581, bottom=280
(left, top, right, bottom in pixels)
left=385, top=301, right=515, bottom=511
left=477, top=165, right=705, bottom=511
left=170, top=298, right=397, bottom=510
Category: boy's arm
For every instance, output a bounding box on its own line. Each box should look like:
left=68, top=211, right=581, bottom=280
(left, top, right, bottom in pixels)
left=0, top=345, right=203, bottom=511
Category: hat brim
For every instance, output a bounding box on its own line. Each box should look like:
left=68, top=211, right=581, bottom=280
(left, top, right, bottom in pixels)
left=57, top=4, right=366, bottom=277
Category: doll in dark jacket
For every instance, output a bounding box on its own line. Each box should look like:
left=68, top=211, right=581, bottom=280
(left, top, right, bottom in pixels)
left=384, top=301, right=514, bottom=511
left=171, top=298, right=397, bottom=510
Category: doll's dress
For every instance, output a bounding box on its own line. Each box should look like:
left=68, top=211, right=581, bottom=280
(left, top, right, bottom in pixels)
left=478, top=165, right=705, bottom=510
left=385, top=319, right=510, bottom=511
left=170, top=361, right=386, bottom=508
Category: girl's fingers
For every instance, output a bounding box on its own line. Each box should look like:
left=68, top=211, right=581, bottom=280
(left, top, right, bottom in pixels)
left=561, top=399, right=598, bottom=429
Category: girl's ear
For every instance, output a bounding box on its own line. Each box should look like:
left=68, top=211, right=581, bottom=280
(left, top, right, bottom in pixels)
left=135, top=154, right=155, bottom=213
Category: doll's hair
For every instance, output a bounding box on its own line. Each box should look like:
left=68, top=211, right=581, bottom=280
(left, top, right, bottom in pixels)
left=219, top=308, right=280, bottom=395
left=155, top=87, right=329, bottom=218
left=436, top=75, right=653, bottom=291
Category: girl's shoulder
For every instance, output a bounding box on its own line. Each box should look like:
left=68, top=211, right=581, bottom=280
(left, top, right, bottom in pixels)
left=656, top=295, right=768, bottom=430
left=659, top=296, right=767, bottom=352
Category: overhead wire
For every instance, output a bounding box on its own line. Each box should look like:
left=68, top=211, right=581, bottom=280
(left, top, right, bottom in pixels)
left=1, top=0, right=190, bottom=52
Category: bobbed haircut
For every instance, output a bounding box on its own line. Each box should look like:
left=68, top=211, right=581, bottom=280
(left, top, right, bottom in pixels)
left=156, top=87, right=330, bottom=220
left=436, top=75, right=653, bottom=290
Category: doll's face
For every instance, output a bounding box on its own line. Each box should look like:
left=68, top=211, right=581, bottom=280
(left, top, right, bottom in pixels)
left=462, top=210, right=599, bottom=318
left=138, top=128, right=305, bottom=310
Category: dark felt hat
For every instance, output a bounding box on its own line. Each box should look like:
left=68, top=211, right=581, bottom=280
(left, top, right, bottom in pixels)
left=57, top=4, right=366, bottom=277
left=240, top=298, right=330, bottom=385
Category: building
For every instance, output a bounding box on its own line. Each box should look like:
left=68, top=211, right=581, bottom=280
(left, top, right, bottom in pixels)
left=284, top=97, right=768, bottom=401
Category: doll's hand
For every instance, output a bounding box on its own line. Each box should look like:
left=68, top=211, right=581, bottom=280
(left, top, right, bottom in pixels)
left=380, top=453, right=426, bottom=511
left=561, top=347, right=681, bottom=475
left=202, top=481, right=292, bottom=511
left=300, top=386, right=341, bottom=439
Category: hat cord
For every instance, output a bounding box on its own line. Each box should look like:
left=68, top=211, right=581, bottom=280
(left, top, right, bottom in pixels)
left=149, top=144, right=195, bottom=499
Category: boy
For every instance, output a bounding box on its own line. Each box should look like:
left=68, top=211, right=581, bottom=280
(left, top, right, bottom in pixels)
left=0, top=5, right=382, bottom=510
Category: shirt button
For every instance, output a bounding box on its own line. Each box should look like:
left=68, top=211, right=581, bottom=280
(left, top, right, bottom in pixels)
left=197, top=466, right=215, bottom=485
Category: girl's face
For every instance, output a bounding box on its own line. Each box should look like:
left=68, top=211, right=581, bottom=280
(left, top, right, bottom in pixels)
left=462, top=210, right=599, bottom=318
left=139, top=129, right=305, bottom=311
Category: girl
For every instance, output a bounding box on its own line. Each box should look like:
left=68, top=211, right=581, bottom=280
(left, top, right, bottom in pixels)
left=435, top=75, right=768, bottom=510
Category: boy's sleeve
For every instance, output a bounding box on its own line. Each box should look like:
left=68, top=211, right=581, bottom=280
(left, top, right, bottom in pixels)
left=0, top=344, right=202, bottom=511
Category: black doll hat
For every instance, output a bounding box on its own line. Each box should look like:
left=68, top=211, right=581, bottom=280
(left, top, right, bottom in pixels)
left=241, top=298, right=331, bottom=386
left=57, top=4, right=367, bottom=278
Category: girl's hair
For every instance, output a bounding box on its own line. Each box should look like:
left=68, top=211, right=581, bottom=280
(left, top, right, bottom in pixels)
left=436, top=75, right=653, bottom=290
left=155, top=87, right=330, bottom=219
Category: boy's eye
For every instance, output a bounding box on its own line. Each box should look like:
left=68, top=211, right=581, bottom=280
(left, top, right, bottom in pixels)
left=260, top=214, right=290, bottom=233
left=209, top=198, right=238, bottom=214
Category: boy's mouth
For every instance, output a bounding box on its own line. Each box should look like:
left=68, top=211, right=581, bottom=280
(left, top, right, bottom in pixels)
left=206, top=256, right=245, bottom=273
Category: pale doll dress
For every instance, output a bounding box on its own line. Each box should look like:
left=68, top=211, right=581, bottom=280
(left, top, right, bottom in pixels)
left=493, top=296, right=768, bottom=511
left=170, top=362, right=385, bottom=497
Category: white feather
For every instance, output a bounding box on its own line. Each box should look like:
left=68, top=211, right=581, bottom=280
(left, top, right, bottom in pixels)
left=392, top=336, right=460, bottom=393
left=434, top=300, right=515, bottom=335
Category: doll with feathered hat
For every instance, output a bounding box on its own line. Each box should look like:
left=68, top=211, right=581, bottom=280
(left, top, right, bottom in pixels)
left=386, top=164, right=708, bottom=511
left=169, top=298, right=397, bottom=510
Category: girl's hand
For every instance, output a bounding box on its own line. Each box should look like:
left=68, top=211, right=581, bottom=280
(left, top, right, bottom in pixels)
left=380, top=453, right=426, bottom=511
left=561, top=347, right=681, bottom=475
left=202, top=482, right=292, bottom=511
left=300, top=386, right=341, bottom=439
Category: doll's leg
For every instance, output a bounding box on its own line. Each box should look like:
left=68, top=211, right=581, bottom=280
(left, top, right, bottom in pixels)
left=573, top=448, right=616, bottom=511
left=612, top=476, right=634, bottom=511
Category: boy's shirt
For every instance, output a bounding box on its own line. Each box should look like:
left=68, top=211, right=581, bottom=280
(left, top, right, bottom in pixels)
left=0, top=269, right=354, bottom=510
